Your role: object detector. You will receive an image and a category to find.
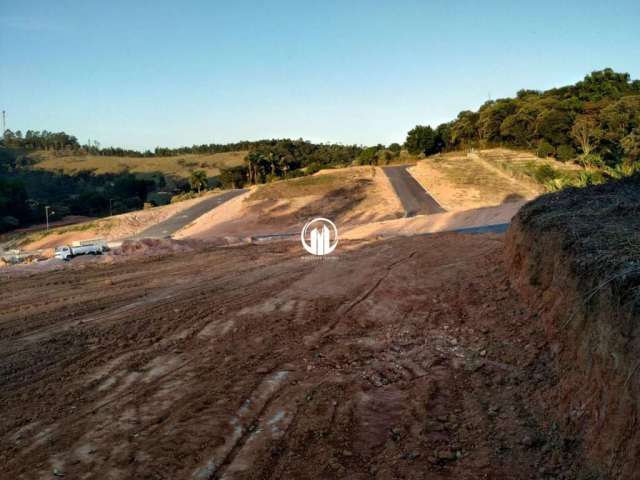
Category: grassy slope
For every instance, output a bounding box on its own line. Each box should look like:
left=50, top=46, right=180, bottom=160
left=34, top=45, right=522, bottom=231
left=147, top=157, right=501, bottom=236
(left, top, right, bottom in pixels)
left=409, top=148, right=584, bottom=211
left=476, top=149, right=582, bottom=188
left=248, top=173, right=349, bottom=201
left=29, top=150, right=248, bottom=178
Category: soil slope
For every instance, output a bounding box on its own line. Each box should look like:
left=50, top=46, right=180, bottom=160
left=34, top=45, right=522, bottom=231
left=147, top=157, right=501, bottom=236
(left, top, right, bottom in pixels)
left=176, top=166, right=403, bottom=240
left=507, top=174, right=640, bottom=479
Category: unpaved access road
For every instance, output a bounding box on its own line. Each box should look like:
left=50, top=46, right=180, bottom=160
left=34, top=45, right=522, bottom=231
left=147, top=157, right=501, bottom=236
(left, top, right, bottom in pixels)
left=130, top=189, right=247, bottom=239
left=0, top=234, right=582, bottom=479
left=383, top=166, right=445, bottom=216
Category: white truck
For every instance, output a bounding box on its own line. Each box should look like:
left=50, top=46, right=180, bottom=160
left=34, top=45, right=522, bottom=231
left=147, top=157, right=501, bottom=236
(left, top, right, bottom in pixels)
left=54, top=240, right=107, bottom=261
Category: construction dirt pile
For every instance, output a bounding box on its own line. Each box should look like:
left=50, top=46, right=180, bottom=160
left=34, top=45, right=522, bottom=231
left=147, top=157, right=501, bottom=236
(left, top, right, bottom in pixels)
left=1, top=231, right=600, bottom=479
left=506, top=174, right=640, bottom=478
left=114, top=238, right=212, bottom=257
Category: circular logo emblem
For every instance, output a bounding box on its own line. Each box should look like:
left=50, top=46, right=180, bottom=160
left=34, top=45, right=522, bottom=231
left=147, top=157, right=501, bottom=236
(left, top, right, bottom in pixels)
left=300, top=218, right=338, bottom=256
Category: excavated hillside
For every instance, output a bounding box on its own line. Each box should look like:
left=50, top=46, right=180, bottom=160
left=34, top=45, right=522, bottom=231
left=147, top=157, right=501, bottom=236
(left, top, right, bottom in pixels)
left=507, top=174, right=640, bottom=478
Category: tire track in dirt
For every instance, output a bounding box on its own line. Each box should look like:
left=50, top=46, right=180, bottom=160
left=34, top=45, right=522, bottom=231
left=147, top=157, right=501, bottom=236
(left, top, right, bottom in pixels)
left=0, top=235, right=585, bottom=479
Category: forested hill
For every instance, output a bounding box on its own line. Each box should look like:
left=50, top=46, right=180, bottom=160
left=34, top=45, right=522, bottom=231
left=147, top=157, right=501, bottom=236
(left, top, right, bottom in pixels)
left=406, top=68, right=640, bottom=168
left=0, top=131, right=361, bottom=160
left=0, top=137, right=364, bottom=234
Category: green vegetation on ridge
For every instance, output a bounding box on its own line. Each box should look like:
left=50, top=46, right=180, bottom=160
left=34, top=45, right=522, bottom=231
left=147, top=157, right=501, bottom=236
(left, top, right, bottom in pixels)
left=405, top=68, right=640, bottom=185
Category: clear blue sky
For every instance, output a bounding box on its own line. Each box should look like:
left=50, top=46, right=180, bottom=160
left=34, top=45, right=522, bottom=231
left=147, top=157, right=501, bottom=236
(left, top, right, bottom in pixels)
left=1, top=0, right=639, bottom=150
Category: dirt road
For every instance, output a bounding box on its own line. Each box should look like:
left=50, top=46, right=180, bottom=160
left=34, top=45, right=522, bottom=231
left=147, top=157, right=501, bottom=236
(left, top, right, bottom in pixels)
left=130, top=189, right=247, bottom=239
left=383, top=166, right=445, bottom=216
left=0, top=233, right=583, bottom=479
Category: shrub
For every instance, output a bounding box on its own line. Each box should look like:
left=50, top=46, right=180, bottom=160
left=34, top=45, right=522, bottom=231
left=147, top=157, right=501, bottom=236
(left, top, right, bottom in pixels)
left=578, top=153, right=604, bottom=169
left=305, top=163, right=322, bottom=175
left=388, top=143, right=402, bottom=154
left=536, top=141, right=555, bottom=158
left=532, top=164, right=561, bottom=184
left=285, top=169, right=305, bottom=179
left=575, top=170, right=605, bottom=187
left=543, top=176, right=571, bottom=192
left=556, top=144, right=576, bottom=162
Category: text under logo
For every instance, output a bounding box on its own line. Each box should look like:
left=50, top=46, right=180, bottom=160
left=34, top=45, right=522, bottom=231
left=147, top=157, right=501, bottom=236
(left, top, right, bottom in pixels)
left=300, top=218, right=338, bottom=256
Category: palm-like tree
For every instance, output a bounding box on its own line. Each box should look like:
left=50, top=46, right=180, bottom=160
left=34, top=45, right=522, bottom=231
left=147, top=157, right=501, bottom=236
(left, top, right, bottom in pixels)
left=189, top=170, right=208, bottom=193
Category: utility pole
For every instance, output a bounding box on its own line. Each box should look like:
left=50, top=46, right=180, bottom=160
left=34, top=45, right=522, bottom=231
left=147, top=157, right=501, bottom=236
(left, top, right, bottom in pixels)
left=45, top=206, right=53, bottom=231
left=1, top=110, right=5, bottom=133
left=109, top=198, right=113, bottom=217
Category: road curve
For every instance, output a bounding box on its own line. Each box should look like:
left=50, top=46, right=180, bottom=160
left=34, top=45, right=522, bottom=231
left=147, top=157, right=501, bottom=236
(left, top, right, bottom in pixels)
left=383, top=165, right=445, bottom=216
left=130, top=189, right=247, bottom=239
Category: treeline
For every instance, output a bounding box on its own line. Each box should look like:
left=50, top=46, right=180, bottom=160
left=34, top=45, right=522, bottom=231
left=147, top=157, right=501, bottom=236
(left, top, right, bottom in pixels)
left=405, top=68, right=640, bottom=168
left=0, top=149, right=162, bottom=233
left=0, top=136, right=364, bottom=231
left=220, top=139, right=363, bottom=188
left=89, top=141, right=268, bottom=158
left=2, top=130, right=80, bottom=151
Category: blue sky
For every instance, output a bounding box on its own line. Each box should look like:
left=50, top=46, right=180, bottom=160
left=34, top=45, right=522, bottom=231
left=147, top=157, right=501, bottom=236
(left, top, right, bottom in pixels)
left=1, top=0, right=639, bottom=150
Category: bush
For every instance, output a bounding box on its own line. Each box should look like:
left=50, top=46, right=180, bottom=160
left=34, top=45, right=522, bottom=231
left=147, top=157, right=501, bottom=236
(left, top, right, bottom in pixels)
left=305, top=163, right=322, bottom=175
left=543, top=176, right=572, bottom=192
left=578, top=153, right=604, bottom=169
left=556, top=144, right=576, bottom=162
left=388, top=143, right=402, bottom=154
left=285, top=169, right=305, bottom=179
left=536, top=141, right=555, bottom=158
left=575, top=170, right=605, bottom=187
left=532, top=164, right=561, bottom=184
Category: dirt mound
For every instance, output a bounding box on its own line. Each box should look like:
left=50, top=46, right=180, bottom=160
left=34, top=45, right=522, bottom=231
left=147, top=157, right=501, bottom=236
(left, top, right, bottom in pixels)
left=115, top=238, right=210, bottom=257
left=506, top=174, right=640, bottom=478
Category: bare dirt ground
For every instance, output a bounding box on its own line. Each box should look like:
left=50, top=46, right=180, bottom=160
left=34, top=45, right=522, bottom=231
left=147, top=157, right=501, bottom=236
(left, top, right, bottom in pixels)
left=176, top=167, right=404, bottom=240
left=342, top=202, right=524, bottom=240
left=0, top=233, right=582, bottom=479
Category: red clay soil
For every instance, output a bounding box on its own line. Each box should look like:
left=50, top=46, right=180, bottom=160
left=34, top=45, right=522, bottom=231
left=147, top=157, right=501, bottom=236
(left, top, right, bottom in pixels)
left=506, top=175, right=640, bottom=479
left=0, top=234, right=586, bottom=479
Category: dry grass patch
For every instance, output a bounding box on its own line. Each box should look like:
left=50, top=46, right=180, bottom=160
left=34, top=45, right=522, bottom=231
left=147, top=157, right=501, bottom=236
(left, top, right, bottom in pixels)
left=409, top=151, right=537, bottom=211
left=248, top=171, right=351, bottom=201
left=476, top=148, right=582, bottom=188
left=31, top=150, right=248, bottom=178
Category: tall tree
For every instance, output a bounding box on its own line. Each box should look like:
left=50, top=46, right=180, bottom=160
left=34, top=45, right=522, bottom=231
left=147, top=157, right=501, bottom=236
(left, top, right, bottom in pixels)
left=405, top=125, right=438, bottom=155
left=571, top=116, right=600, bottom=156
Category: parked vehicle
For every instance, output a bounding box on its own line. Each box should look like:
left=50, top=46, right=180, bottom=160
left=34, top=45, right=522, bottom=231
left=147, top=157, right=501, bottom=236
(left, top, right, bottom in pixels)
left=54, top=240, right=107, bottom=260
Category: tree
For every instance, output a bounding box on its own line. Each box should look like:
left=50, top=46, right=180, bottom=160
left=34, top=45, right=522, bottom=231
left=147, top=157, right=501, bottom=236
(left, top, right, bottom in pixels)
left=245, top=151, right=263, bottom=184
left=405, top=125, right=438, bottom=155
left=478, top=99, right=516, bottom=143
left=536, top=109, right=573, bottom=146
left=219, top=166, right=247, bottom=189
left=571, top=116, right=601, bottom=156
left=450, top=111, right=479, bottom=147
left=432, top=123, right=452, bottom=152
left=388, top=143, right=401, bottom=154
left=189, top=170, right=208, bottom=193
left=500, top=109, right=537, bottom=146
